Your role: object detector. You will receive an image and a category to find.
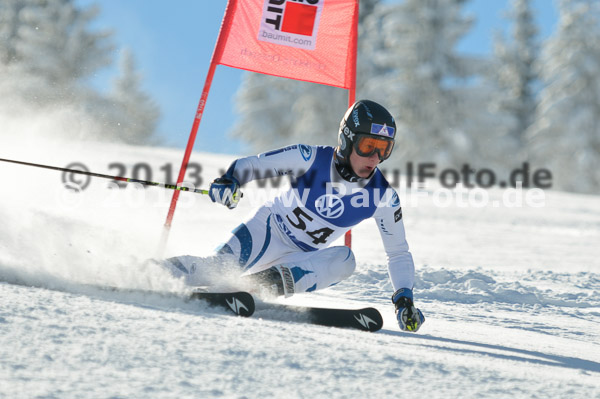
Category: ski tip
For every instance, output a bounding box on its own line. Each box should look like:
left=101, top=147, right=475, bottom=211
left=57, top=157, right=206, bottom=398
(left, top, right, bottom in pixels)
left=300, top=305, right=384, bottom=332
left=353, top=307, right=383, bottom=332
left=229, top=292, right=255, bottom=317
left=190, top=291, right=255, bottom=317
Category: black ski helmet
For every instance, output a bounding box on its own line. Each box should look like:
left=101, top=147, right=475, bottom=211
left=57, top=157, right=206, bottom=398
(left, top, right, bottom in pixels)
left=337, top=100, right=396, bottom=161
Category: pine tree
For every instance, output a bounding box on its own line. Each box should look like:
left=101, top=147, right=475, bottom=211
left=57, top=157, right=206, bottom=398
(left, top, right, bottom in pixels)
left=361, top=0, right=488, bottom=168
left=0, top=0, right=27, bottom=65
left=1, top=0, right=113, bottom=105
left=106, top=49, right=161, bottom=145
left=492, top=0, right=539, bottom=148
left=0, top=0, right=160, bottom=145
left=527, top=0, right=600, bottom=193
left=231, top=73, right=319, bottom=150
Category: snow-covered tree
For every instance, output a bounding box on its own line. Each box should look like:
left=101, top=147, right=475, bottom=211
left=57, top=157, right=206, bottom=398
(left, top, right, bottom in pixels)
left=19, top=0, right=111, bottom=83
left=230, top=74, right=325, bottom=150
left=527, top=0, right=600, bottom=193
left=0, top=0, right=113, bottom=105
left=361, top=0, right=490, bottom=168
left=102, top=49, right=160, bottom=144
left=0, top=0, right=26, bottom=65
left=0, top=0, right=160, bottom=144
left=231, top=0, right=382, bottom=152
left=491, top=0, right=539, bottom=148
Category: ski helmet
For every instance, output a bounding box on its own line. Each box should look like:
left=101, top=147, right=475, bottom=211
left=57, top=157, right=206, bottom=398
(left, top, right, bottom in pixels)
left=337, top=100, right=396, bottom=162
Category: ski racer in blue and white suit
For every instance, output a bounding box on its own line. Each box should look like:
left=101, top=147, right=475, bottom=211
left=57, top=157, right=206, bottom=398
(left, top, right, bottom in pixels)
left=166, top=100, right=425, bottom=332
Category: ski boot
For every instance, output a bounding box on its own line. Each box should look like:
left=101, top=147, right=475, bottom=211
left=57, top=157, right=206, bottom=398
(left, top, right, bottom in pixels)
left=245, top=264, right=296, bottom=298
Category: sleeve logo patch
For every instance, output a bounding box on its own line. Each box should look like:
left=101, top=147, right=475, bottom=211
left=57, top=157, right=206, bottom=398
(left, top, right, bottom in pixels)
left=389, top=191, right=400, bottom=207
left=299, top=144, right=313, bottom=161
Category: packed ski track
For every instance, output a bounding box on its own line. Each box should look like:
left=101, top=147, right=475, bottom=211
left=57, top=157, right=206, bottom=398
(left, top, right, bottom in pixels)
left=1, top=140, right=599, bottom=398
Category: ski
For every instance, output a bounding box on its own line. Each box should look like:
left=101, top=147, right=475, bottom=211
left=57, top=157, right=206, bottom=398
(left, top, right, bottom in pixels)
left=78, top=283, right=379, bottom=328
left=190, top=290, right=255, bottom=317
left=261, top=303, right=384, bottom=332
left=191, top=290, right=382, bottom=330
left=77, top=284, right=255, bottom=317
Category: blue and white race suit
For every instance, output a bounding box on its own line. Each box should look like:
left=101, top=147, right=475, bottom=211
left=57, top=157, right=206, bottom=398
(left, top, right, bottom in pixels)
left=171, top=144, right=415, bottom=293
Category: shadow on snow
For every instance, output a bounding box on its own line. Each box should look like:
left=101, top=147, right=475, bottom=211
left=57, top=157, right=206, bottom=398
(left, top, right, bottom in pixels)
left=381, top=329, right=600, bottom=373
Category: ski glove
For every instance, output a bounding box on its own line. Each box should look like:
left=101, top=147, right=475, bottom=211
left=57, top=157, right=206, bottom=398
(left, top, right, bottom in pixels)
left=209, top=175, right=242, bottom=209
left=392, top=288, right=425, bottom=332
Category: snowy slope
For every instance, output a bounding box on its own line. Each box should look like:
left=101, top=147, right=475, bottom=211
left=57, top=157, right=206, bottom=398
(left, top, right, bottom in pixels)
left=1, top=139, right=599, bottom=398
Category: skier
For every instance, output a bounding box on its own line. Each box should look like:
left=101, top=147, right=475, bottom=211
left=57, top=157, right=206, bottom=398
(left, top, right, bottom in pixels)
left=164, top=100, right=425, bottom=332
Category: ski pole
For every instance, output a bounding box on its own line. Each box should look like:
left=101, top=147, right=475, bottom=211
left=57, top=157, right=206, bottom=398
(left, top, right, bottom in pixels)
left=0, top=157, right=210, bottom=195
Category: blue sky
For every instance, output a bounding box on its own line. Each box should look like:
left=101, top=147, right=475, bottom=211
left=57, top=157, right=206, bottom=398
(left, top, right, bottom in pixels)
left=78, top=0, right=558, bottom=156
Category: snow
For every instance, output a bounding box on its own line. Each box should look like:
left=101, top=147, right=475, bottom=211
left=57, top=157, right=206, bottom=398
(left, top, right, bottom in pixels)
left=1, top=139, right=599, bottom=398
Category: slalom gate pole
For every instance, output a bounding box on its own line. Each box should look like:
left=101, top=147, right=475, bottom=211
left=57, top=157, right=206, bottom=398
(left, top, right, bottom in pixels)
left=343, top=2, right=359, bottom=250
left=158, top=0, right=240, bottom=258
left=0, top=157, right=210, bottom=195
left=344, top=90, right=356, bottom=249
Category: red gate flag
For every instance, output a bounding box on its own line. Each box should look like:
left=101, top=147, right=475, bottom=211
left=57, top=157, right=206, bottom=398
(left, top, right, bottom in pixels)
left=214, top=0, right=359, bottom=89
left=162, top=0, right=359, bottom=253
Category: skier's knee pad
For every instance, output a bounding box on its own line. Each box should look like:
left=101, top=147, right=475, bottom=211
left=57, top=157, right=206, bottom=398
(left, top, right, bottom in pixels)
left=273, top=246, right=356, bottom=293
left=336, top=246, right=356, bottom=279
left=315, top=246, right=356, bottom=280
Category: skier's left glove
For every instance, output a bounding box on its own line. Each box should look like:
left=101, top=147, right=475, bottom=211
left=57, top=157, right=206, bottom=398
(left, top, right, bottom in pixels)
left=209, top=175, right=242, bottom=209
left=392, top=288, right=425, bottom=332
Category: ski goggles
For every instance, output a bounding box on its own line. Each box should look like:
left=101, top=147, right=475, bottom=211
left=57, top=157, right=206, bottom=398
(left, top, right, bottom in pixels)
left=353, top=135, right=395, bottom=161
